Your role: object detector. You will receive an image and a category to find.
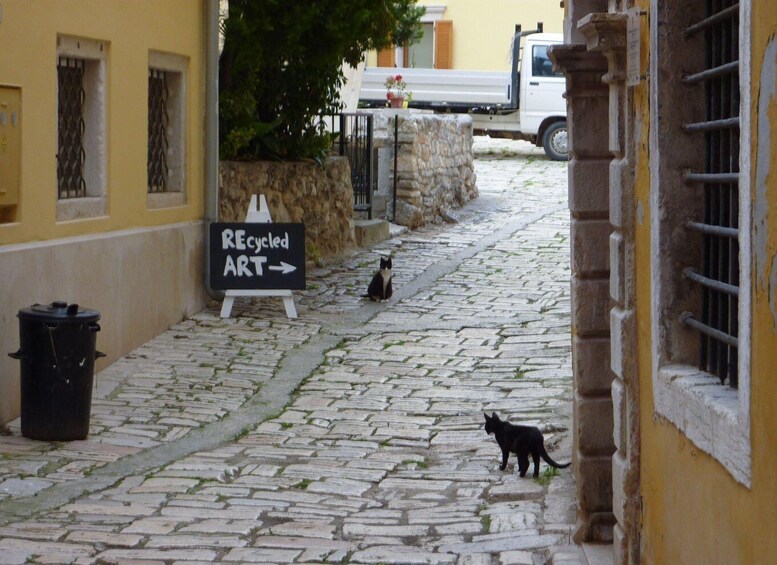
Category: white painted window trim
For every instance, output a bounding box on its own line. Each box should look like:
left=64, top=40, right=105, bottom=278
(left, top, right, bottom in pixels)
left=421, top=5, right=446, bottom=22
left=649, top=0, right=752, bottom=487
left=147, top=50, right=188, bottom=209
left=56, top=35, right=108, bottom=222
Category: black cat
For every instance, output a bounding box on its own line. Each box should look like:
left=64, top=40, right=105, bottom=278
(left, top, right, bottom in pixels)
left=484, top=412, right=571, bottom=477
left=364, top=256, right=393, bottom=301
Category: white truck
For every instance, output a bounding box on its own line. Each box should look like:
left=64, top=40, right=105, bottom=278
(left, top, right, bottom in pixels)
left=359, top=24, right=568, bottom=160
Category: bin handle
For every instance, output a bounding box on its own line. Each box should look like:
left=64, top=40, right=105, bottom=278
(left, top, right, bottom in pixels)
left=8, top=350, right=22, bottom=360
left=95, top=350, right=107, bottom=359
left=89, top=323, right=101, bottom=333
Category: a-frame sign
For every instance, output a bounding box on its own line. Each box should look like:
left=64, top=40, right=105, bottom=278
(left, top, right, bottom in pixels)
left=210, top=195, right=305, bottom=319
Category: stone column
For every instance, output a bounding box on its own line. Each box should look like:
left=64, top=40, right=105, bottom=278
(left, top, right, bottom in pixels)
left=578, top=11, right=640, bottom=565
left=549, top=44, right=616, bottom=544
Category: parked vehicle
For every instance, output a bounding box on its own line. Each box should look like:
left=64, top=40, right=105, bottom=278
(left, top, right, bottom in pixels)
left=359, top=24, right=568, bottom=160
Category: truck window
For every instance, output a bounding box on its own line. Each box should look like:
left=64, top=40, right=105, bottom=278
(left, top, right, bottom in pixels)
left=531, top=45, right=563, bottom=78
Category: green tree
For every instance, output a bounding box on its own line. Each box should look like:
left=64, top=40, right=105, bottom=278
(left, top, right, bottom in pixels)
left=219, top=0, right=424, bottom=161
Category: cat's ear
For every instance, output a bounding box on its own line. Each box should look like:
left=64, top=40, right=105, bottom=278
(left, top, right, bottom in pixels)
left=484, top=413, right=490, bottom=422
left=492, top=412, right=499, bottom=421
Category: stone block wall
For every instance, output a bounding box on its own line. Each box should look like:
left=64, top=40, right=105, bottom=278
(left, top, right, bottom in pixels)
left=370, top=110, right=478, bottom=228
left=550, top=44, right=617, bottom=545
left=219, top=157, right=355, bottom=260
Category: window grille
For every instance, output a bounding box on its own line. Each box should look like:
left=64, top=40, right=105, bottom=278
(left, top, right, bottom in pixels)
left=57, top=57, right=86, bottom=199
left=148, top=68, right=169, bottom=193
left=681, top=0, right=740, bottom=387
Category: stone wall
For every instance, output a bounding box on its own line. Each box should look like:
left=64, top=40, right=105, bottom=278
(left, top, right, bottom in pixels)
left=551, top=44, right=617, bottom=547
left=371, top=110, right=478, bottom=228
left=219, top=157, right=355, bottom=261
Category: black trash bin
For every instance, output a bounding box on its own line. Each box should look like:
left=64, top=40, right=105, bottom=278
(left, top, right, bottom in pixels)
left=8, top=301, right=104, bottom=441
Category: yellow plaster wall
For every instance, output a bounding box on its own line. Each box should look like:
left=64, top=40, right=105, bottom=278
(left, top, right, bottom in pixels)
left=636, top=2, right=777, bottom=562
left=0, top=0, right=205, bottom=245
left=0, top=0, right=208, bottom=424
left=366, top=0, right=564, bottom=71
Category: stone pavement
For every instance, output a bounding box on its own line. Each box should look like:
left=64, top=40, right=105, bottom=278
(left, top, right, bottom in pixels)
left=0, top=139, right=604, bottom=564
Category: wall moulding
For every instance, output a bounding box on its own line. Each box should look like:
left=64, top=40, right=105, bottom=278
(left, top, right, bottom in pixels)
left=577, top=12, right=628, bottom=82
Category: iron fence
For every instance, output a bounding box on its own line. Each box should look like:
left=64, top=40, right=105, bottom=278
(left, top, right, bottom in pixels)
left=332, top=113, right=373, bottom=219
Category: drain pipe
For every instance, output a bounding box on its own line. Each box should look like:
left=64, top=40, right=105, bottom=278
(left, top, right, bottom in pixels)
left=204, top=0, right=221, bottom=299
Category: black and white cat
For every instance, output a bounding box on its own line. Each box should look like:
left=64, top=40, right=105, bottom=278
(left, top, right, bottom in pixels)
left=364, top=256, right=393, bottom=301
left=484, top=412, right=571, bottom=477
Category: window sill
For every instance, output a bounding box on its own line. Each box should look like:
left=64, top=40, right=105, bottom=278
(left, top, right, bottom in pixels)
left=57, top=196, right=107, bottom=222
left=147, top=191, right=186, bottom=210
left=654, top=364, right=750, bottom=487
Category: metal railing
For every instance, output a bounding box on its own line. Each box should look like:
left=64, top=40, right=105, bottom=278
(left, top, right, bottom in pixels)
left=332, top=113, right=373, bottom=218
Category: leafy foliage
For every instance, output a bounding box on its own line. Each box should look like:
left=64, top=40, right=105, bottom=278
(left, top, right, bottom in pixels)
left=219, top=0, right=423, bottom=161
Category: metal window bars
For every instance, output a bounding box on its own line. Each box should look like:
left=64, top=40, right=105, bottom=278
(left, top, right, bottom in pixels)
left=57, top=57, right=86, bottom=199
left=681, top=0, right=740, bottom=387
left=148, top=68, right=169, bottom=193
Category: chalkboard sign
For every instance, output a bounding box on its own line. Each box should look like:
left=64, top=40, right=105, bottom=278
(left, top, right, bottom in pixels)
left=209, top=222, right=306, bottom=291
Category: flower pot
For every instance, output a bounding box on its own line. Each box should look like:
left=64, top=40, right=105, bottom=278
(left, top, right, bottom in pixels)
left=389, top=96, right=405, bottom=109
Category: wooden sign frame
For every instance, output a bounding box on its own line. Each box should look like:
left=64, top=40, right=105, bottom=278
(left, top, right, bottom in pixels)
left=217, top=194, right=300, bottom=319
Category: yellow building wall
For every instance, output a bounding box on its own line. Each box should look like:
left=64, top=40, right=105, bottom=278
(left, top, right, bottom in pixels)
left=0, top=0, right=208, bottom=423
left=0, top=0, right=204, bottom=244
left=636, top=1, right=777, bottom=562
left=366, top=0, right=564, bottom=71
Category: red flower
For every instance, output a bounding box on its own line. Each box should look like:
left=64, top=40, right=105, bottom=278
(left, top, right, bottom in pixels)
left=395, top=74, right=403, bottom=81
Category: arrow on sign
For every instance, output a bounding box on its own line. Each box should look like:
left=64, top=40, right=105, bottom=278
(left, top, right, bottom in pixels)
left=268, top=261, right=297, bottom=275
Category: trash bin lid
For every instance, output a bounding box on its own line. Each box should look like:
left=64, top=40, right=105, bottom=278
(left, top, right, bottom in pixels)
left=17, top=302, right=101, bottom=323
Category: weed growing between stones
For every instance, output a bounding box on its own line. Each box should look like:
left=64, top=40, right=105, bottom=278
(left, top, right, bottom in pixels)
left=534, top=465, right=560, bottom=485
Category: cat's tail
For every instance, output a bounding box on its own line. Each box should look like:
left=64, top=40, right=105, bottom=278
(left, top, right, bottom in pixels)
left=540, top=446, right=571, bottom=469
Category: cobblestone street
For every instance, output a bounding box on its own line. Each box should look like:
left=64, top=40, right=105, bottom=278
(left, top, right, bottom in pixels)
left=0, top=139, right=595, bottom=564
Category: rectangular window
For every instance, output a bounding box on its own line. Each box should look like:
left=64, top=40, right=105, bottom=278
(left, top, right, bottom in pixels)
left=531, top=45, right=564, bottom=78
left=147, top=51, right=187, bottom=209
left=147, top=68, right=169, bottom=193
left=681, top=0, right=740, bottom=387
left=56, top=36, right=107, bottom=221
left=407, top=23, right=434, bottom=68
left=650, top=0, right=751, bottom=486
left=57, top=57, right=86, bottom=199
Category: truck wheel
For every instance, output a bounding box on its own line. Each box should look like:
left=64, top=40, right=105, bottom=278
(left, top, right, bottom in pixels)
left=542, top=121, right=568, bottom=161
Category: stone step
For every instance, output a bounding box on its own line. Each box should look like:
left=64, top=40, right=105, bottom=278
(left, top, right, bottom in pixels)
left=548, top=543, right=614, bottom=565
left=353, top=218, right=390, bottom=247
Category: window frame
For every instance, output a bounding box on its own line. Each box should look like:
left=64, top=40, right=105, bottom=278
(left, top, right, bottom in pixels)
left=531, top=44, right=564, bottom=78
left=377, top=5, right=450, bottom=69
left=147, top=50, right=187, bottom=209
left=649, top=0, right=752, bottom=487
left=56, top=35, right=108, bottom=222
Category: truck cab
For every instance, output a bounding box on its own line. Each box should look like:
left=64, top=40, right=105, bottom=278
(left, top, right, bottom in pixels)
left=516, top=33, right=567, bottom=159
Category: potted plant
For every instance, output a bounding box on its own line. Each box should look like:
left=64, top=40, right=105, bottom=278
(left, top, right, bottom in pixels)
left=385, top=74, right=411, bottom=108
